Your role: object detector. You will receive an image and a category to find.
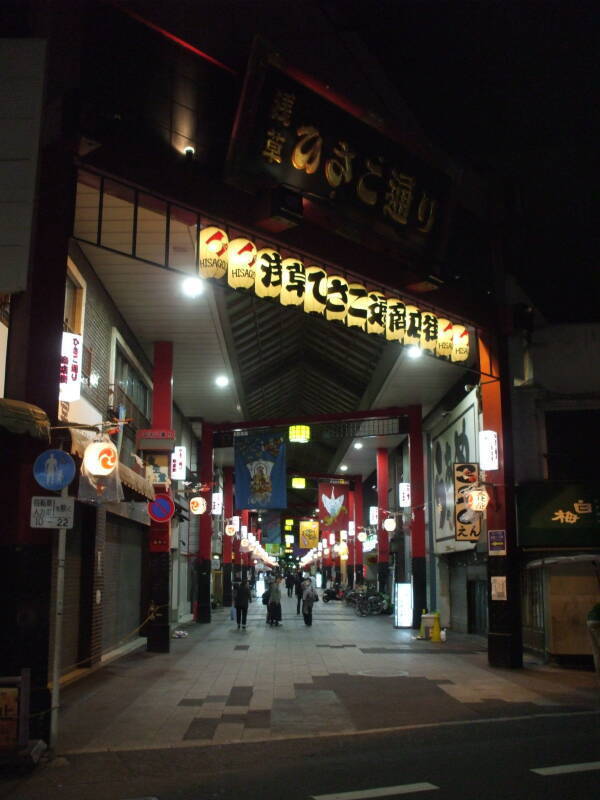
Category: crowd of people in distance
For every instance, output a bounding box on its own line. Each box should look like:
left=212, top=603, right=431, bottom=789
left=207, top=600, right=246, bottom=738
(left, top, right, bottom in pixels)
left=232, top=569, right=319, bottom=630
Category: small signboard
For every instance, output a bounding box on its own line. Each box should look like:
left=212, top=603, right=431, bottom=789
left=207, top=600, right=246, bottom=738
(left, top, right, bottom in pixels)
left=488, top=529, right=507, bottom=556
left=454, top=463, right=481, bottom=542
left=517, top=482, right=600, bottom=547
left=491, top=575, right=508, bottom=601
left=30, top=496, right=75, bottom=529
left=33, top=449, right=76, bottom=491
left=147, top=493, right=175, bottom=523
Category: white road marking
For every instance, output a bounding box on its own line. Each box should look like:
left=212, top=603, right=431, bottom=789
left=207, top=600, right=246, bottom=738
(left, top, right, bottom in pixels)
left=311, top=783, right=439, bottom=800
left=532, top=761, right=600, bottom=776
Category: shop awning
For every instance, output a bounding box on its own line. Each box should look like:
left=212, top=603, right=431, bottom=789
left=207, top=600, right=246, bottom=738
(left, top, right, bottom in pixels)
left=68, top=427, right=155, bottom=501
left=0, top=398, right=50, bottom=441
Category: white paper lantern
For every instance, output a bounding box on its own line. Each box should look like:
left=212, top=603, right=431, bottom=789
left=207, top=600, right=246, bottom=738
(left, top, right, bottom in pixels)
left=386, top=298, right=406, bottom=342
left=404, top=305, right=421, bottom=346
left=325, top=275, right=350, bottom=322
left=190, top=496, right=207, bottom=515
left=255, top=248, right=282, bottom=299
left=83, top=441, right=118, bottom=477
left=199, top=226, right=228, bottom=279
left=345, top=282, right=369, bottom=330
left=451, top=325, right=470, bottom=362
left=420, top=311, right=438, bottom=352
left=366, top=291, right=386, bottom=336
left=357, top=530, right=367, bottom=542
left=436, top=319, right=453, bottom=359
left=228, top=237, right=256, bottom=289
left=479, top=430, right=499, bottom=471
left=383, top=517, right=396, bottom=532
left=281, top=258, right=305, bottom=306
left=304, top=266, right=327, bottom=315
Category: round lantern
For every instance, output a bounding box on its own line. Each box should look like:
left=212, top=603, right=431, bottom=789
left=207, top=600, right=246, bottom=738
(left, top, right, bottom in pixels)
left=225, top=523, right=236, bottom=536
left=281, top=258, right=305, bottom=307
left=303, top=266, right=327, bottom=315
left=199, top=226, right=228, bottom=279
left=325, top=274, right=350, bottom=322
left=240, top=537, right=249, bottom=549
left=383, top=517, right=397, bottom=532
left=386, top=298, right=406, bottom=342
left=467, top=486, right=490, bottom=512
left=228, top=238, right=256, bottom=290
left=254, top=248, right=282, bottom=299
left=451, top=325, right=470, bottom=363
left=436, top=319, right=453, bottom=359
left=420, top=311, right=439, bottom=353
left=366, top=291, right=386, bottom=336
left=83, top=441, right=118, bottom=477
left=404, top=305, right=422, bottom=346
left=289, top=424, right=310, bottom=443
left=190, top=496, right=207, bottom=515
left=357, top=530, right=367, bottom=543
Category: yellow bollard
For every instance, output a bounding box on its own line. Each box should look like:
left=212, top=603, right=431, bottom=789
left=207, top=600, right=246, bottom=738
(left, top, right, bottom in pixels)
left=417, top=609, right=427, bottom=639
left=430, top=612, right=442, bottom=643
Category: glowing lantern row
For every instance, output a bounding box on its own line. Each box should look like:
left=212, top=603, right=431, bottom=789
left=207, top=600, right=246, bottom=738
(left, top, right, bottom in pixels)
left=197, top=226, right=470, bottom=362
left=83, top=441, right=118, bottom=477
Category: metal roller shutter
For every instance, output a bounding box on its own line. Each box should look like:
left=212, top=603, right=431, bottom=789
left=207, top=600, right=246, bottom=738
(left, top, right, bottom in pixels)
left=102, top=514, right=143, bottom=653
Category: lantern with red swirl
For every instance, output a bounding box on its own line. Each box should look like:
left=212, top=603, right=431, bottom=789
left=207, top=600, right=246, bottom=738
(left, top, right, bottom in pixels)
left=83, top=441, right=118, bottom=477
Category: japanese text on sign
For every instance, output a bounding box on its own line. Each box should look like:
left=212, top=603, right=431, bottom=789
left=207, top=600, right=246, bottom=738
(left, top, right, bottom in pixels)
left=30, top=496, right=75, bottom=529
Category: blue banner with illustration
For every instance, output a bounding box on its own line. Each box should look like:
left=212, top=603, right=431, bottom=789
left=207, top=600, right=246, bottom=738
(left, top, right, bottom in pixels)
left=261, top=510, right=282, bottom=545
left=234, top=431, right=287, bottom=510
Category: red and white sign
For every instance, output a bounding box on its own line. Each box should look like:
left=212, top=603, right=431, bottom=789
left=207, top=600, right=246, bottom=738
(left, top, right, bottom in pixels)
left=170, top=446, right=186, bottom=480
left=318, top=481, right=349, bottom=531
left=59, top=332, right=82, bottom=402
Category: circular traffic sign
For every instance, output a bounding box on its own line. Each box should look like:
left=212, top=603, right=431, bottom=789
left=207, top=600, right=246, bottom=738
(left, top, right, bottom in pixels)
left=148, top=492, right=175, bottom=523
left=33, top=449, right=76, bottom=491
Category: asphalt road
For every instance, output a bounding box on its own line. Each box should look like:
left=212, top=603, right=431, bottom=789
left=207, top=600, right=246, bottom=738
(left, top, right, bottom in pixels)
left=2, top=710, right=599, bottom=800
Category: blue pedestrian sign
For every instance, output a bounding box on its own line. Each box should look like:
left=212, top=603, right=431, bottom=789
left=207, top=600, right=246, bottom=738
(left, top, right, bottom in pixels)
left=33, top=449, right=76, bottom=491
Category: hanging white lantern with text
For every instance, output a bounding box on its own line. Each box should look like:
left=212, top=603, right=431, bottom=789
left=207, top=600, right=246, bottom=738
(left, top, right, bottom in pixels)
left=227, top=237, right=256, bottom=289
left=225, top=523, right=236, bottom=536
left=348, top=520, right=355, bottom=537
left=479, top=430, right=499, bottom=471
left=199, top=226, right=228, bottom=279
left=325, top=274, right=350, bottom=322
left=211, top=491, right=223, bottom=515
left=420, top=311, right=438, bottom=353
left=386, top=298, right=406, bottom=342
left=366, top=292, right=386, bottom=336
left=231, top=515, right=240, bottom=531
left=369, top=506, right=379, bottom=526
left=345, top=283, right=368, bottom=331
left=436, top=319, right=453, bottom=359
left=329, top=532, right=336, bottom=545
left=190, top=496, right=207, bottom=515
left=467, top=486, right=490, bottom=512
left=83, top=441, right=118, bottom=477
left=255, top=248, right=282, bottom=299
left=59, top=332, right=82, bottom=402
left=404, top=305, right=422, bottom=346
left=451, top=325, right=470, bottom=362
left=303, top=266, right=327, bottom=315
left=399, top=482, right=411, bottom=508
left=280, top=258, right=305, bottom=306
left=170, top=446, right=186, bottom=480
left=357, top=530, right=367, bottom=542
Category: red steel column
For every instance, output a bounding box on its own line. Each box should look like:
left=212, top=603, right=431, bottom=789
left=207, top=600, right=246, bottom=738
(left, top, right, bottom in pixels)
left=195, top=424, right=213, bottom=623
left=222, top=466, right=234, bottom=606
left=407, top=406, right=426, bottom=629
left=353, top=478, right=364, bottom=584
left=376, top=448, right=389, bottom=593
left=241, top=509, right=250, bottom=578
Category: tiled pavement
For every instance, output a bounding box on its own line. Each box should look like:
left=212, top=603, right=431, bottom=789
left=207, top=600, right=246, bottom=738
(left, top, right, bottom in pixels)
left=56, top=593, right=599, bottom=753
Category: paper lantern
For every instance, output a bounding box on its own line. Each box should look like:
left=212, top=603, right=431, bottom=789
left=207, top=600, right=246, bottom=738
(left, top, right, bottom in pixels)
left=291, top=476, right=306, bottom=489
left=83, top=441, right=118, bottom=477
left=479, top=430, right=499, bottom=471
left=383, top=517, right=397, bottom=532
left=190, top=496, right=207, bottom=515
left=467, top=487, right=490, bottom=512
left=345, top=283, right=369, bottom=330
left=199, top=226, right=228, bottom=279
left=280, top=258, right=305, bottom=306
left=451, top=325, right=470, bottom=362
left=366, top=291, right=386, bottom=336
left=357, top=530, right=367, bottom=542
left=225, top=523, right=236, bottom=536
left=304, top=266, right=327, bottom=315
left=386, top=298, right=406, bottom=342
left=436, top=319, right=453, bottom=359
left=340, top=530, right=347, bottom=541
left=325, top=274, right=350, bottom=322
left=289, top=424, right=310, bottom=443
left=420, top=311, right=438, bottom=352
left=404, top=305, right=422, bottom=346
left=255, top=248, right=282, bottom=299
left=228, top=237, right=256, bottom=290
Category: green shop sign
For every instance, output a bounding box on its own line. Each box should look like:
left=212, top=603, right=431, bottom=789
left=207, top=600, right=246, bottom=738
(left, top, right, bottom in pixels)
left=517, top=482, right=600, bottom=547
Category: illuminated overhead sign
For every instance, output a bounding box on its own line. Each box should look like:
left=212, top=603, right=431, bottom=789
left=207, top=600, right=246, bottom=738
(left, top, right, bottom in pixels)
left=59, top=332, right=82, bottom=402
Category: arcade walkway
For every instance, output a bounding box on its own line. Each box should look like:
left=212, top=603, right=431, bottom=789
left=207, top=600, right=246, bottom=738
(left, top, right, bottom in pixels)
left=56, top=592, right=599, bottom=753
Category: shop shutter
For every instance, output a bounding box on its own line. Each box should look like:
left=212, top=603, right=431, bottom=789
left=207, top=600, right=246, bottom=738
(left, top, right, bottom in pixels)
left=450, top=564, right=468, bottom=632
left=102, top=514, right=143, bottom=653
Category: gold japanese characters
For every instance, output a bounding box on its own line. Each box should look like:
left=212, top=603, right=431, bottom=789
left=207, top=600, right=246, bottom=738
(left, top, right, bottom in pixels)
left=198, top=226, right=470, bottom=362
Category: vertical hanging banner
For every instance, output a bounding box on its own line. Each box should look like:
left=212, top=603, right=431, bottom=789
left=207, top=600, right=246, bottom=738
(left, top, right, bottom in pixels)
left=454, top=463, right=481, bottom=541
left=234, top=431, right=287, bottom=509
left=318, top=482, right=349, bottom=531
left=299, top=519, right=319, bottom=548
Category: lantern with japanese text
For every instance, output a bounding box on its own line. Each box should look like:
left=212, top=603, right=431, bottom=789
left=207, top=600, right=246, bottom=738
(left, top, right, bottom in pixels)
left=386, top=298, right=406, bottom=342
left=345, top=283, right=369, bottom=331
left=366, top=291, right=386, bottom=336
left=404, top=305, right=422, bottom=346
left=304, top=266, right=327, bottom=315
left=466, top=486, right=490, bottom=512
left=451, top=325, right=470, bottom=362
left=420, top=311, right=438, bottom=353
left=280, top=258, right=305, bottom=306
left=255, top=247, right=282, bottom=299
left=325, top=274, right=350, bottom=322
left=83, top=441, right=118, bottom=477
left=436, top=319, right=453, bottom=359
left=227, top=237, right=256, bottom=290
left=199, top=226, right=228, bottom=279
left=225, top=523, right=236, bottom=536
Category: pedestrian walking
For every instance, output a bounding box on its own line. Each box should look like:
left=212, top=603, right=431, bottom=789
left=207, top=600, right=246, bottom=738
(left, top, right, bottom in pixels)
left=234, top=579, right=251, bottom=630
left=302, top=580, right=319, bottom=626
left=294, top=570, right=304, bottom=615
left=285, top=571, right=295, bottom=597
left=268, top=576, right=283, bottom=626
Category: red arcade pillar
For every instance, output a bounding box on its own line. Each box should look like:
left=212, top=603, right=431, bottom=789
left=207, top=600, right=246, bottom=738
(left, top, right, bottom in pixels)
left=195, top=424, right=213, bottom=623
left=407, top=406, right=427, bottom=629
left=376, top=448, right=390, bottom=593
left=347, top=491, right=356, bottom=588
left=353, top=478, right=364, bottom=584
left=147, top=342, right=173, bottom=652
left=241, top=509, right=250, bottom=579
left=222, top=466, right=234, bottom=606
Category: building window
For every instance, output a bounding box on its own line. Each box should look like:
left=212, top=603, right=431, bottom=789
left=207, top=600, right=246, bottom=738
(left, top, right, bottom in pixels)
left=114, top=346, right=152, bottom=425
left=63, top=270, right=84, bottom=334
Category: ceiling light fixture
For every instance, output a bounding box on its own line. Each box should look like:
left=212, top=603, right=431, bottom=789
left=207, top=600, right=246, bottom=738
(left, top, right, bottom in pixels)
left=289, top=424, right=310, bottom=443
left=353, top=442, right=363, bottom=450
left=340, top=464, right=348, bottom=472
left=182, top=276, right=204, bottom=298
left=407, top=346, right=422, bottom=359
left=215, top=375, right=229, bottom=388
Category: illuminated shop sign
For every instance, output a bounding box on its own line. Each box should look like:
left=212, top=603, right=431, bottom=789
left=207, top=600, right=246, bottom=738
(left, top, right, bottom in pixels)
left=59, top=332, right=82, bottom=402
left=197, top=225, right=470, bottom=362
